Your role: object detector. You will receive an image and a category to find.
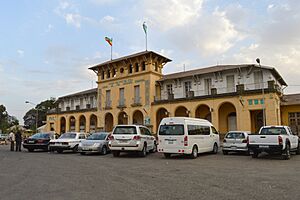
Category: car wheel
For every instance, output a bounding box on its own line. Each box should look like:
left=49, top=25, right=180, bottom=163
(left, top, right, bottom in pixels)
left=282, top=143, right=290, bottom=160
left=150, top=142, right=157, bottom=153
left=252, top=151, right=259, bottom=158
left=112, top=151, right=120, bottom=157
left=101, top=146, right=107, bottom=155
left=28, top=148, right=34, bottom=152
left=222, top=150, right=228, bottom=155
left=164, top=153, right=171, bottom=158
left=190, top=145, right=198, bottom=159
left=57, top=149, right=63, bottom=153
left=212, top=143, right=218, bottom=154
left=73, top=145, right=78, bottom=153
left=139, top=144, right=147, bottom=157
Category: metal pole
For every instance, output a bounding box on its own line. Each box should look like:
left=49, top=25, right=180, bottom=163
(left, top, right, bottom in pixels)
left=256, top=59, right=266, bottom=126
left=111, top=45, right=112, bottom=60
left=146, top=32, right=147, bottom=51
left=36, top=109, right=38, bottom=133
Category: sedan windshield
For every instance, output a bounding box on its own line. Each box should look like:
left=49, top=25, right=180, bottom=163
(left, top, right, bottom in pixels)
left=113, top=126, right=137, bottom=134
left=30, top=133, right=50, bottom=139
left=159, top=125, right=184, bottom=135
left=87, top=133, right=107, bottom=140
left=59, top=133, right=77, bottom=139
left=225, top=132, right=245, bottom=139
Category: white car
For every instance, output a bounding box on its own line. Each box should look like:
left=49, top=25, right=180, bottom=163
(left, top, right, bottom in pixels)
left=49, top=132, right=87, bottom=153
left=109, top=125, right=157, bottom=157
left=222, top=131, right=250, bottom=155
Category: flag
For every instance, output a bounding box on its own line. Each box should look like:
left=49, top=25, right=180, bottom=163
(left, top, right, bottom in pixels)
left=143, top=22, right=147, bottom=35
left=105, top=37, right=112, bottom=46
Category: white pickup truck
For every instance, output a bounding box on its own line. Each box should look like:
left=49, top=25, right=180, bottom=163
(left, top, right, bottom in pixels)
left=248, top=126, right=300, bottom=159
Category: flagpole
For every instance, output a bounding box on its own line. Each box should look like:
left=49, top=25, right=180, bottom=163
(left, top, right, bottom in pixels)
left=145, top=32, right=147, bottom=51
left=111, top=42, right=112, bottom=60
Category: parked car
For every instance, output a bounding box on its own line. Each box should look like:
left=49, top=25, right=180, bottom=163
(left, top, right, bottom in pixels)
left=0, top=134, right=8, bottom=143
left=109, top=125, right=157, bottom=157
left=78, top=132, right=110, bottom=155
left=222, top=131, right=250, bottom=155
left=49, top=132, right=87, bottom=153
left=23, top=132, right=56, bottom=152
left=248, top=126, right=300, bottom=159
left=157, top=117, right=220, bottom=159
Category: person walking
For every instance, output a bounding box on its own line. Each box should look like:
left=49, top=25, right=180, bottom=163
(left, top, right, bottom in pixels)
left=15, top=131, right=22, bottom=152
left=9, top=131, right=15, bottom=151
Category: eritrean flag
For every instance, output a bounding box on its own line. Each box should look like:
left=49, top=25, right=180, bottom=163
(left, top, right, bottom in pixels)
left=105, top=37, right=112, bottom=46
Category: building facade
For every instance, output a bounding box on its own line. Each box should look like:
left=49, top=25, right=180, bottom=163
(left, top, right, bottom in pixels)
left=46, top=51, right=299, bottom=136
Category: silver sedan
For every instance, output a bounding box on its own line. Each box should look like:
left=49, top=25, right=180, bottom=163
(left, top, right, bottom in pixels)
left=222, top=131, right=250, bottom=155
left=78, top=132, right=110, bottom=155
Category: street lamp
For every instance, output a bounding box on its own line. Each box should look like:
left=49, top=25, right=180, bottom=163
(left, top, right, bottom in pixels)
left=25, top=101, right=38, bottom=133
left=256, top=58, right=266, bottom=126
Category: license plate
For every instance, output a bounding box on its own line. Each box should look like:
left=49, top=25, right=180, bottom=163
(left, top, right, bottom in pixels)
left=168, top=141, right=174, bottom=144
left=259, top=145, right=269, bottom=148
left=28, top=141, right=35, bottom=143
left=56, top=143, right=61, bottom=145
left=231, top=146, right=237, bottom=149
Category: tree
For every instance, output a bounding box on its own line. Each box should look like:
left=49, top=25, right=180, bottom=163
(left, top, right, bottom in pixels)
left=23, top=98, right=57, bottom=130
left=0, top=105, right=19, bottom=133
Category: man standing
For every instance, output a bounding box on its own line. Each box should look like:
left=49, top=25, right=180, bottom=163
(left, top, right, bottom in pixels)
left=9, top=131, right=15, bottom=151
left=15, top=131, right=22, bottom=152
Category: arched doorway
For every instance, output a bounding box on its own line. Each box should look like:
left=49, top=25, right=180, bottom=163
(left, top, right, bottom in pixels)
left=175, top=106, right=189, bottom=117
left=90, top=114, right=97, bottom=133
left=69, top=116, right=76, bottom=132
left=60, top=117, right=66, bottom=134
left=79, top=115, right=86, bottom=132
left=118, top=111, right=128, bottom=125
left=132, top=110, right=144, bottom=125
left=218, top=102, right=237, bottom=134
left=195, top=104, right=211, bottom=122
left=250, top=110, right=263, bottom=133
left=105, top=113, right=114, bottom=132
left=156, top=108, right=169, bottom=131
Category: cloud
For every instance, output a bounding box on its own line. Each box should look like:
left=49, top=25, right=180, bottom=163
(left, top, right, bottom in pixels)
left=65, top=13, right=82, bottom=28
left=46, top=24, right=54, bottom=32
left=17, top=50, right=24, bottom=57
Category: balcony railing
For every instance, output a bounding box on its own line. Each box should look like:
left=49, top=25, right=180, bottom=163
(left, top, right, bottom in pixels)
left=117, top=99, right=126, bottom=108
left=131, top=97, right=142, bottom=106
left=105, top=100, right=112, bottom=109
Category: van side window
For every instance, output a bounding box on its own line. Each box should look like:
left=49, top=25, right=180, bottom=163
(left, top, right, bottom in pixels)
left=139, top=127, right=145, bottom=135
left=188, top=125, right=210, bottom=135
left=211, top=127, right=219, bottom=135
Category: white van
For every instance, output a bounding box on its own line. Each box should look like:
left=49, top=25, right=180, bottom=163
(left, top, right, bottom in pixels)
left=157, top=117, right=220, bottom=158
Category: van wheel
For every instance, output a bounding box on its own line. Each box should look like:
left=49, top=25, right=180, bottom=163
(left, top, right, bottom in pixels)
left=57, top=149, right=63, bottom=154
left=112, top=151, right=120, bottom=157
left=28, top=148, right=34, bottom=152
left=139, top=144, right=147, bottom=157
left=282, top=144, right=290, bottom=160
left=72, top=145, right=78, bottom=153
left=164, top=153, right=171, bottom=158
left=190, top=145, right=198, bottom=159
left=222, top=150, right=228, bottom=155
left=212, top=143, right=218, bottom=154
left=252, top=151, right=259, bottom=158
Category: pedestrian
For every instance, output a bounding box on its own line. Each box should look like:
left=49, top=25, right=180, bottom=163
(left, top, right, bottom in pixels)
left=15, top=131, right=22, bottom=152
left=9, top=131, right=15, bottom=151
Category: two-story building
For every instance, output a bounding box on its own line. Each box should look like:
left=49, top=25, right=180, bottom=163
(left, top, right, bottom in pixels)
left=46, top=50, right=299, bottom=136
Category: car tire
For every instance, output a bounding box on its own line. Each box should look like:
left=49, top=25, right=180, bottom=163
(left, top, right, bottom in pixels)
left=222, top=150, right=228, bottom=155
left=164, top=153, right=171, bottom=159
left=282, top=143, right=291, bottom=160
left=112, top=151, right=120, bottom=157
left=139, top=144, right=147, bottom=157
left=190, top=145, right=198, bottom=159
left=28, top=148, right=34, bottom=152
left=101, top=146, right=107, bottom=155
left=149, top=142, right=157, bottom=153
left=80, top=152, right=86, bottom=155
left=252, top=151, right=259, bottom=158
left=57, top=149, right=63, bottom=153
left=212, top=143, right=218, bottom=154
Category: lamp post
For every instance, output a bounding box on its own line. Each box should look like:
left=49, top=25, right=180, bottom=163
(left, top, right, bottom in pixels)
left=25, top=101, right=38, bottom=133
left=256, top=58, right=266, bottom=126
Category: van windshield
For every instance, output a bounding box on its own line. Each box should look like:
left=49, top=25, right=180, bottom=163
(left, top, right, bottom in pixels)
left=159, top=125, right=184, bottom=135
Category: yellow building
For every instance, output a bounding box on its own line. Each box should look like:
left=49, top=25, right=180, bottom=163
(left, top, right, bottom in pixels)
left=46, top=50, right=300, bottom=136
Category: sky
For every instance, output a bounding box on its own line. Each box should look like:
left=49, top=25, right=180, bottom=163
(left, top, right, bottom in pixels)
left=1, top=0, right=300, bottom=124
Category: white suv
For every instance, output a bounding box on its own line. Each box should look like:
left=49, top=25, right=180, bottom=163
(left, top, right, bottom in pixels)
left=109, top=125, right=156, bottom=157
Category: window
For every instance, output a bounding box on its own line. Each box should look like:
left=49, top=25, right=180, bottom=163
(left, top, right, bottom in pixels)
left=129, top=64, right=133, bottom=74
left=167, top=84, right=173, bottom=95
left=71, top=99, right=74, bottom=110
left=254, top=71, right=263, bottom=89
left=101, top=71, right=105, bottom=80
left=112, top=68, right=116, bottom=77
left=90, top=96, right=94, bottom=107
left=260, top=127, right=287, bottom=135
left=80, top=98, right=84, bottom=108
left=120, top=68, right=124, bottom=73
left=204, top=78, right=212, bottom=95
left=135, top=63, right=139, bottom=72
left=119, top=88, right=125, bottom=106
left=211, top=127, right=219, bottom=135
left=79, top=134, right=86, bottom=139
left=225, top=132, right=245, bottom=139
left=106, top=90, right=111, bottom=106
left=113, top=126, right=137, bottom=134
left=187, top=125, right=210, bottom=135
left=134, top=85, right=140, bottom=103
left=107, top=70, right=111, bottom=78
left=142, top=62, right=146, bottom=71
left=159, top=125, right=184, bottom=135
left=184, top=81, right=192, bottom=97
left=226, top=75, right=235, bottom=92
left=154, top=62, right=158, bottom=71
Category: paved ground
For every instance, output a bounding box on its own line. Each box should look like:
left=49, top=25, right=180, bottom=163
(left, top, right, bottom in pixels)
left=0, top=145, right=299, bottom=200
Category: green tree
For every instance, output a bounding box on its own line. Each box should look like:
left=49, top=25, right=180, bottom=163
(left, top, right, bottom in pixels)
left=0, top=105, right=19, bottom=133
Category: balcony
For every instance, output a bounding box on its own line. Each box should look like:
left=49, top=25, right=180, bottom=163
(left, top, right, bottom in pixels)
left=104, top=100, right=112, bottom=110
left=131, top=97, right=142, bottom=107
left=117, top=99, right=126, bottom=109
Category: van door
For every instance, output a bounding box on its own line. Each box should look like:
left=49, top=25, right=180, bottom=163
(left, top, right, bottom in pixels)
left=158, top=124, right=185, bottom=151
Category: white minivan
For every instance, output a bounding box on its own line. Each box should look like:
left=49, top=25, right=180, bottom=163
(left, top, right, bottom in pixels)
left=157, top=117, right=220, bottom=158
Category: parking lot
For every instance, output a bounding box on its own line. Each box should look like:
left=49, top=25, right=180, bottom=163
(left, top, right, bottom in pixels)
left=0, top=145, right=299, bottom=200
